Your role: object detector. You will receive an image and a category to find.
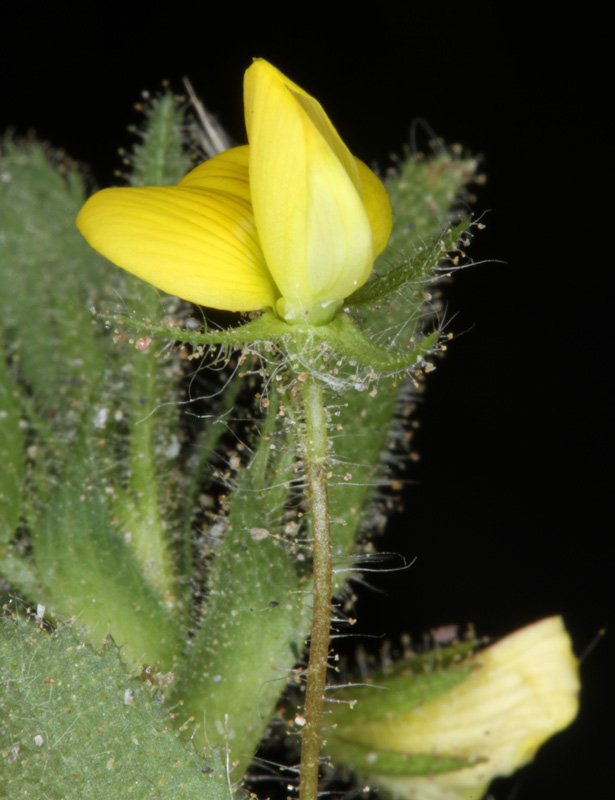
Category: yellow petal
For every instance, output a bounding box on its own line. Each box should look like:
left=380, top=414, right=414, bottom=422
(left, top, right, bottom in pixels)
left=358, top=617, right=580, bottom=800
left=77, top=161, right=277, bottom=311
left=244, top=59, right=380, bottom=323
left=355, top=157, right=393, bottom=257
left=179, top=145, right=251, bottom=203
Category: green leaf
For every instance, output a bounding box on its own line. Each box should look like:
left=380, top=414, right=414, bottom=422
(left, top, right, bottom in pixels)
left=0, top=101, right=196, bottom=604
left=0, top=338, right=24, bottom=546
left=0, top=614, right=230, bottom=800
left=170, top=396, right=308, bottom=775
left=129, top=91, right=192, bottom=187
left=0, top=139, right=108, bottom=432
left=31, top=441, right=182, bottom=671
left=382, top=148, right=478, bottom=260
left=322, top=149, right=479, bottom=572
left=112, top=93, right=193, bottom=602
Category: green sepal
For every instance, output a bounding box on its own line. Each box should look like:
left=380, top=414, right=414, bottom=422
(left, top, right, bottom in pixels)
left=385, top=638, right=478, bottom=676
left=297, top=313, right=439, bottom=375
left=326, top=738, right=480, bottom=777
left=346, top=220, right=469, bottom=307
left=0, top=613, right=229, bottom=800
left=328, top=661, right=474, bottom=726
left=325, top=643, right=481, bottom=779
left=119, top=310, right=439, bottom=377
left=328, top=640, right=477, bottom=724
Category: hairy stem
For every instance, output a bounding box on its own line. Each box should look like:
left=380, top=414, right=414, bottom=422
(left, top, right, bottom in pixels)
left=299, top=376, right=333, bottom=800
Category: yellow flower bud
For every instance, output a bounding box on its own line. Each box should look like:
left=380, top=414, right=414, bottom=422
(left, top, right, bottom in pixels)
left=326, top=617, right=579, bottom=800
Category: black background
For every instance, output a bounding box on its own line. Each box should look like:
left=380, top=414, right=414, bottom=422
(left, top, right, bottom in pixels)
left=2, top=5, right=610, bottom=798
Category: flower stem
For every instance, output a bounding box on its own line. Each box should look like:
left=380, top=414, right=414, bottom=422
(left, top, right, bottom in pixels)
left=299, top=376, right=332, bottom=800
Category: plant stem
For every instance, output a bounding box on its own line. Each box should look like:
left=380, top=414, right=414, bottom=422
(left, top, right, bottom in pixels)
left=299, top=376, right=332, bottom=800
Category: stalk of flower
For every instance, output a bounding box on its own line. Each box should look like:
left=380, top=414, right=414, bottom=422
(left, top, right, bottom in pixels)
left=76, top=58, right=394, bottom=800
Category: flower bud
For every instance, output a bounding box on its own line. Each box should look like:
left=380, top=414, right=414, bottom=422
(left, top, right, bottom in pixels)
left=325, top=617, right=579, bottom=800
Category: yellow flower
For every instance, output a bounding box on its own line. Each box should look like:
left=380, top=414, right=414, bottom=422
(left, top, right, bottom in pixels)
left=327, top=617, right=580, bottom=800
left=76, top=60, right=392, bottom=326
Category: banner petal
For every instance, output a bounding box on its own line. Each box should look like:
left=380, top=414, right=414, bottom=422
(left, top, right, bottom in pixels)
left=244, top=59, right=379, bottom=323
